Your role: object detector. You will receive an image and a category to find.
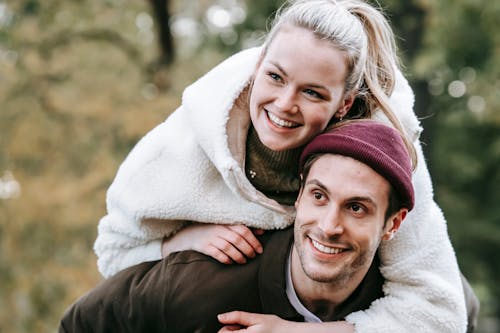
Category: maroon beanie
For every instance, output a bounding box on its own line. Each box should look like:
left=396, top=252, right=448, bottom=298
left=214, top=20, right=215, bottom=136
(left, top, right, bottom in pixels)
left=299, top=120, right=415, bottom=211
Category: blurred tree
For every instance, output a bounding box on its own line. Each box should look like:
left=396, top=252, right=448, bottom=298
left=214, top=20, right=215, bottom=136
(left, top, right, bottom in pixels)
left=382, top=0, right=500, bottom=329
left=0, top=0, right=180, bottom=331
left=148, top=0, right=175, bottom=67
left=0, top=0, right=498, bottom=332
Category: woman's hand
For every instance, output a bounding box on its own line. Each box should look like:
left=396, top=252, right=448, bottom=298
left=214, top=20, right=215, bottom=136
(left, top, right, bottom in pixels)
left=217, top=311, right=289, bottom=333
left=161, top=223, right=264, bottom=264
left=217, top=311, right=355, bottom=333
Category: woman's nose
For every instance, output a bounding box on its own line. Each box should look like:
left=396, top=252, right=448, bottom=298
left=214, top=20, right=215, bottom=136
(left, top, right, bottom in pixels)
left=275, top=87, right=298, bottom=113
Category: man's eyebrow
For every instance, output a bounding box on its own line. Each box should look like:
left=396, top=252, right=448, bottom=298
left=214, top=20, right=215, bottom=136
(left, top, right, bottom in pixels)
left=347, top=196, right=377, bottom=207
left=305, top=179, right=329, bottom=193
left=306, top=179, right=379, bottom=207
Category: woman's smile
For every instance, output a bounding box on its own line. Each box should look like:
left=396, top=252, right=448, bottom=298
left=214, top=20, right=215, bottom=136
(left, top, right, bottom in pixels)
left=266, top=110, right=300, bottom=129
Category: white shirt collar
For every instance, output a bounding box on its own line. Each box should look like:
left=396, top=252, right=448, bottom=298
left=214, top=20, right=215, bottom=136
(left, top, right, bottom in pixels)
left=285, top=247, right=322, bottom=323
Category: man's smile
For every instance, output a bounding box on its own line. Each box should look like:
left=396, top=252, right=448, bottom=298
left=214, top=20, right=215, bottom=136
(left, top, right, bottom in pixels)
left=310, top=238, right=347, bottom=255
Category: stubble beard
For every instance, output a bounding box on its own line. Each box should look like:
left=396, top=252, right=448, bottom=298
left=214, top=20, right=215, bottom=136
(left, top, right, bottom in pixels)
left=295, top=228, right=375, bottom=285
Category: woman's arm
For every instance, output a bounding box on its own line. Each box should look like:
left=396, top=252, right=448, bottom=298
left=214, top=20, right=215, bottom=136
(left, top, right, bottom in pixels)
left=218, top=311, right=354, bottom=333
left=161, top=223, right=264, bottom=264
left=94, top=213, right=184, bottom=278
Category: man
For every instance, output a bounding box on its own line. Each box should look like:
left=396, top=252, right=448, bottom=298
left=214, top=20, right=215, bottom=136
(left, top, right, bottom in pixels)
left=59, top=120, right=415, bottom=332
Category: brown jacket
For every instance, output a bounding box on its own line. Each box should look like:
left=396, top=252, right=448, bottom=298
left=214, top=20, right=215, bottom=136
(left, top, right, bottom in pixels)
left=60, top=228, right=383, bottom=332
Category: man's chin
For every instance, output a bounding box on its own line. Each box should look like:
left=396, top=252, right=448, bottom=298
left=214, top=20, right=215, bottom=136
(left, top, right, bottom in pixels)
left=301, top=260, right=350, bottom=284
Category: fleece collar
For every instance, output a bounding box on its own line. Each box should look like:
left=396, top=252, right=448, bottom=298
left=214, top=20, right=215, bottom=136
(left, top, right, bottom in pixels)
left=182, top=47, right=262, bottom=170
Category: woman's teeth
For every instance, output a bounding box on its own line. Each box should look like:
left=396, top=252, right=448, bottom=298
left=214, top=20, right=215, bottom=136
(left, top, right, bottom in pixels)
left=267, top=112, right=297, bottom=128
left=312, top=239, right=344, bottom=254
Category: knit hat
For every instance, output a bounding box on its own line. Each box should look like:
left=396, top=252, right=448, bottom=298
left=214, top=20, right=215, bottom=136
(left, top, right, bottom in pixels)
left=299, top=120, right=415, bottom=211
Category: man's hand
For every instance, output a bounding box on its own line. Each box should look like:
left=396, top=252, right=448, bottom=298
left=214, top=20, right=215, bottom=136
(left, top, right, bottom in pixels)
left=217, top=311, right=356, bottom=333
left=161, top=223, right=263, bottom=264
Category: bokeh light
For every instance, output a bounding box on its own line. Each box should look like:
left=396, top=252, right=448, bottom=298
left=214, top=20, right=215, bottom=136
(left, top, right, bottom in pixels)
left=448, top=80, right=466, bottom=98
left=0, top=171, right=21, bottom=200
left=467, top=95, right=486, bottom=114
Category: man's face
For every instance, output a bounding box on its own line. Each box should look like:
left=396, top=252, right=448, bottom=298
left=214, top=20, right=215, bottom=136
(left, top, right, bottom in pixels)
left=293, top=154, right=397, bottom=285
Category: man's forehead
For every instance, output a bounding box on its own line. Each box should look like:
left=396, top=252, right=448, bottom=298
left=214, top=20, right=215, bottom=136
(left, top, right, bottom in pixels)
left=307, top=154, right=390, bottom=199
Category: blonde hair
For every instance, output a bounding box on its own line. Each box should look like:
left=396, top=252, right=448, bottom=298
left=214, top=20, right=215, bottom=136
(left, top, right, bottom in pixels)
left=263, top=0, right=417, bottom=165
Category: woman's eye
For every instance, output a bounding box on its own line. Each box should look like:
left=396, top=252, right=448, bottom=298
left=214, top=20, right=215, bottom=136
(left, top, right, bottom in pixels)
left=303, top=89, right=323, bottom=99
left=268, top=72, right=282, bottom=82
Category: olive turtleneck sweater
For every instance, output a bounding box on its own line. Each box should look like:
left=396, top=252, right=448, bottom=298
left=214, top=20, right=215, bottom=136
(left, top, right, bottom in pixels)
left=244, top=126, right=302, bottom=206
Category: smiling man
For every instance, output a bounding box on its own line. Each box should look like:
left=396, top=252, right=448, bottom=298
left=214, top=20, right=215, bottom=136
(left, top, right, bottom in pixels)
left=60, top=120, right=414, bottom=333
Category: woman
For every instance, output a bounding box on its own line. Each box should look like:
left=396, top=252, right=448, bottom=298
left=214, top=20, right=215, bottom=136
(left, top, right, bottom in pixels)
left=95, top=0, right=467, bottom=331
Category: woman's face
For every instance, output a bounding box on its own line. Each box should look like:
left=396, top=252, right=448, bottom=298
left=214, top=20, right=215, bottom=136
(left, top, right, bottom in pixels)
left=249, top=25, right=353, bottom=151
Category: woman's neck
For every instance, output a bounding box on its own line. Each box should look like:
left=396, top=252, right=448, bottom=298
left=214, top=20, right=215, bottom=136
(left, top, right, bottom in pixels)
left=245, top=126, right=302, bottom=205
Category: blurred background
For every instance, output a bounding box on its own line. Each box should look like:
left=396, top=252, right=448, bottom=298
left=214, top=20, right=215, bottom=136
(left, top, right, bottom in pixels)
left=0, top=0, right=498, bottom=332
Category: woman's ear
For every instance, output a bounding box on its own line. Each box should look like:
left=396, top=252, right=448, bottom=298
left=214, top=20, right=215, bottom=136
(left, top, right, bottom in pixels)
left=295, top=174, right=305, bottom=209
left=382, top=208, right=407, bottom=241
left=336, top=92, right=356, bottom=119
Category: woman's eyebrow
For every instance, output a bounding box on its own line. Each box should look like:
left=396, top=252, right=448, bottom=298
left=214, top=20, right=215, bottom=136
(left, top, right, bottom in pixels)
left=269, top=61, right=288, bottom=77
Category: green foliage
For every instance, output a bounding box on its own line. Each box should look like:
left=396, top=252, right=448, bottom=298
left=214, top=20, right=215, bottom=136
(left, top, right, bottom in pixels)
left=384, top=0, right=500, bottom=328
left=0, top=0, right=188, bottom=331
left=0, top=0, right=498, bottom=332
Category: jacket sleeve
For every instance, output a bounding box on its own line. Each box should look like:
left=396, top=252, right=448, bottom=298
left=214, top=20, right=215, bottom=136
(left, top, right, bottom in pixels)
left=345, top=71, right=467, bottom=332
left=94, top=109, right=191, bottom=278
left=94, top=213, right=185, bottom=279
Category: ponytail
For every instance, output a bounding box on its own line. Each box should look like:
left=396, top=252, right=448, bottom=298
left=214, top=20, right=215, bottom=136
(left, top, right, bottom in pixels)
left=346, top=1, right=417, bottom=168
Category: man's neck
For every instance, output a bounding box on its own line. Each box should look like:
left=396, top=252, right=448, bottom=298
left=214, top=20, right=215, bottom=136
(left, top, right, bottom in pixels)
left=290, top=247, right=369, bottom=321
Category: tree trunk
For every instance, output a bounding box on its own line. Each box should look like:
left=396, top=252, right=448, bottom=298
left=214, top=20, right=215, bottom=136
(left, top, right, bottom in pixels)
left=148, top=0, right=174, bottom=66
left=388, top=1, right=435, bottom=167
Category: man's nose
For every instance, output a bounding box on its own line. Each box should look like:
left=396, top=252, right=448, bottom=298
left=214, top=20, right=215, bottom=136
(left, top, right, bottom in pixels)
left=318, top=206, right=344, bottom=236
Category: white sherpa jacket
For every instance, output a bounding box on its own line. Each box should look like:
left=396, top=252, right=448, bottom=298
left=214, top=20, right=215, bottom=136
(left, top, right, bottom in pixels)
left=94, top=47, right=467, bottom=332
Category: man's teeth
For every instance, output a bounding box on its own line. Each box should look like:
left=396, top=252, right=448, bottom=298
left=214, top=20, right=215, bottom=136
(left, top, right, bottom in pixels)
left=267, top=112, right=297, bottom=128
left=312, top=239, right=344, bottom=254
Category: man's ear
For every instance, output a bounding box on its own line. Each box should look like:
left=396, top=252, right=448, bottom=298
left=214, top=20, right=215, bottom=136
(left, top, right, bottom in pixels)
left=382, top=208, right=407, bottom=241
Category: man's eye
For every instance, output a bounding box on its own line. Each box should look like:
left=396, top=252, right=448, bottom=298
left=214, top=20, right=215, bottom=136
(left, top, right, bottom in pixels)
left=349, top=203, right=365, bottom=214
left=313, top=191, right=323, bottom=200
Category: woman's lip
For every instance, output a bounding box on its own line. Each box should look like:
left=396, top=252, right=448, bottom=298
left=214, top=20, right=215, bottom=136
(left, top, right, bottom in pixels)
left=266, top=110, right=300, bottom=128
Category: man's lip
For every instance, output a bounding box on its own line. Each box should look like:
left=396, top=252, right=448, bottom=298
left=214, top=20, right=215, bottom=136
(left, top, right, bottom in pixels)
left=309, top=237, right=348, bottom=255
